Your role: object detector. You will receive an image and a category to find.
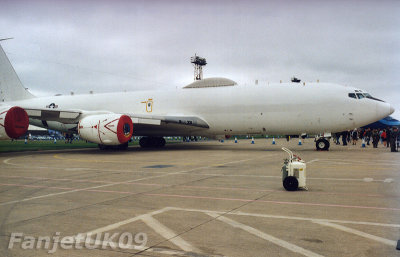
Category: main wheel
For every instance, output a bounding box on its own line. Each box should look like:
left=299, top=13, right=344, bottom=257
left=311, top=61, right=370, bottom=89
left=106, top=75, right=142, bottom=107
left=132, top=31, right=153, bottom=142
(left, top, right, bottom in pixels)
left=98, top=144, right=108, bottom=150
left=139, top=137, right=149, bottom=148
left=139, top=137, right=165, bottom=148
left=283, top=176, right=299, bottom=191
left=157, top=137, right=166, bottom=147
left=118, top=142, right=129, bottom=150
left=316, top=138, right=330, bottom=151
left=99, top=143, right=129, bottom=150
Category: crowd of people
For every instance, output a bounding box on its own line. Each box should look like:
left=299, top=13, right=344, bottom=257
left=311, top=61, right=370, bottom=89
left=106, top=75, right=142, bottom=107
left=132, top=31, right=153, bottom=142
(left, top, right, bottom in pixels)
left=333, top=127, right=399, bottom=152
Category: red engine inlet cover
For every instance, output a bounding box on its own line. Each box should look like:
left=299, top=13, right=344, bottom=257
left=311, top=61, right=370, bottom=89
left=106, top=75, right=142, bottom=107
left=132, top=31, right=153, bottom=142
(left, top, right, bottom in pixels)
left=117, top=115, right=133, bottom=144
left=4, top=107, right=29, bottom=139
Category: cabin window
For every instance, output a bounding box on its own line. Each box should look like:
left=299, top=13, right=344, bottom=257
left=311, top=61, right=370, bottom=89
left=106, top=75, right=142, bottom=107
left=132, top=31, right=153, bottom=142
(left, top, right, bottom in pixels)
left=348, top=93, right=356, bottom=99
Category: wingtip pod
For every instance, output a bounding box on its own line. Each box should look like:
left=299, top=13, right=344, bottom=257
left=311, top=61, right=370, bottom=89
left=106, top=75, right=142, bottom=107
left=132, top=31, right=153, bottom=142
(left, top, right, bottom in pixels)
left=0, top=106, right=29, bottom=139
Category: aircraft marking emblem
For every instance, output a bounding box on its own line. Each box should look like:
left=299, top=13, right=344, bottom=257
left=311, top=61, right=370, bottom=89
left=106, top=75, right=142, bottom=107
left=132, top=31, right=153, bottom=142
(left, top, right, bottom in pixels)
left=46, top=103, right=58, bottom=109
left=141, top=98, right=153, bottom=113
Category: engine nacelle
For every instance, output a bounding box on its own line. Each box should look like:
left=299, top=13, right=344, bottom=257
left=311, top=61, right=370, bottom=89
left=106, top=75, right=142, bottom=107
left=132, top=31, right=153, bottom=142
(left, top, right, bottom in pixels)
left=0, top=106, right=29, bottom=140
left=78, top=114, right=133, bottom=145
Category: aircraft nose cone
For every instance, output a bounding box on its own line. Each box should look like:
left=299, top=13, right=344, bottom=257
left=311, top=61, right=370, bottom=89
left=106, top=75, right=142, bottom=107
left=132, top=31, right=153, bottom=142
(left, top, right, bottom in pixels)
left=389, top=105, right=395, bottom=114
left=376, top=102, right=395, bottom=120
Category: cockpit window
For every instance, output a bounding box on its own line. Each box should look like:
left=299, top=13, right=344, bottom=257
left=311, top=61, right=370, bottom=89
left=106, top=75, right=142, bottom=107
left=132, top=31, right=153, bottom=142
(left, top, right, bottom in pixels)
left=364, top=93, right=384, bottom=102
left=348, top=93, right=356, bottom=99
left=356, top=93, right=365, bottom=99
left=348, top=91, right=385, bottom=102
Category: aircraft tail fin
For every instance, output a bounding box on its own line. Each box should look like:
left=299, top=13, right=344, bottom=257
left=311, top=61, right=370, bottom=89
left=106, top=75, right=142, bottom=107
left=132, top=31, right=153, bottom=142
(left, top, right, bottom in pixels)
left=0, top=41, right=35, bottom=102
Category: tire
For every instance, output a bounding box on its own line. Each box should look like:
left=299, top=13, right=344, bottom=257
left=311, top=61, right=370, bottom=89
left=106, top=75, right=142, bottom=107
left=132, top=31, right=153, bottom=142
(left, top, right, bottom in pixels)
left=118, top=142, right=129, bottom=150
left=147, top=137, right=156, bottom=147
left=98, top=144, right=107, bottom=150
left=139, top=137, right=149, bottom=148
left=283, top=176, right=298, bottom=191
left=158, top=137, right=166, bottom=147
left=99, top=143, right=128, bottom=150
left=316, top=138, right=330, bottom=151
left=140, top=137, right=165, bottom=148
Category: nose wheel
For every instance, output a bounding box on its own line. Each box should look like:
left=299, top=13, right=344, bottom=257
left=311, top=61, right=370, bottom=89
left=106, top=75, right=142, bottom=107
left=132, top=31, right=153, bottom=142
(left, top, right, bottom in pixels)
left=316, top=138, right=330, bottom=151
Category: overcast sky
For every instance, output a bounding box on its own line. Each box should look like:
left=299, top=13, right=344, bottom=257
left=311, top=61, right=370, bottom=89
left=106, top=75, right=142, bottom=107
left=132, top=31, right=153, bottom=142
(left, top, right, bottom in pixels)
left=1, top=0, right=399, bottom=118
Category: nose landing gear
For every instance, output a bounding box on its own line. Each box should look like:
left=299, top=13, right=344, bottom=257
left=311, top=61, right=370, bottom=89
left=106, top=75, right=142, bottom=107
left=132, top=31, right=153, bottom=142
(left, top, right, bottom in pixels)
left=315, top=138, right=330, bottom=151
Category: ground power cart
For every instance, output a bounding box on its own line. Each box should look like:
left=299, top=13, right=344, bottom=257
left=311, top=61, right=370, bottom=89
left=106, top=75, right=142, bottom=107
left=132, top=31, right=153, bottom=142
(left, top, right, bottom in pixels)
left=281, top=147, right=307, bottom=191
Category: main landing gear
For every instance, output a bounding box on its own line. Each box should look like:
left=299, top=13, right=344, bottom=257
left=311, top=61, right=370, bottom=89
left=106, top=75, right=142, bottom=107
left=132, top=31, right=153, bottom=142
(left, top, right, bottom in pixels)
left=139, top=136, right=166, bottom=148
left=315, top=138, right=330, bottom=151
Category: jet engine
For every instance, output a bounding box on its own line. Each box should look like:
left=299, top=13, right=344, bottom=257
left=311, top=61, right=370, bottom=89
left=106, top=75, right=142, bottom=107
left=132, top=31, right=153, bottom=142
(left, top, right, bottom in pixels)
left=78, top=114, right=133, bottom=145
left=0, top=106, right=29, bottom=140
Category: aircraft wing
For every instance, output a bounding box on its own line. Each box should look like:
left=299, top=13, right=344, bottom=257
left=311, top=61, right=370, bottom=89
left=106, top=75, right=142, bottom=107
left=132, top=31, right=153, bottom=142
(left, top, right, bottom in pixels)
left=24, top=108, right=209, bottom=129
left=128, top=113, right=209, bottom=128
left=25, top=108, right=83, bottom=123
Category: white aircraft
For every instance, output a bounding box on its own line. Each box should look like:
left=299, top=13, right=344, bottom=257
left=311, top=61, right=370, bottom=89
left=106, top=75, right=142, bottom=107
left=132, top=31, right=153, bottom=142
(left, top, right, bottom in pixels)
left=0, top=43, right=395, bottom=151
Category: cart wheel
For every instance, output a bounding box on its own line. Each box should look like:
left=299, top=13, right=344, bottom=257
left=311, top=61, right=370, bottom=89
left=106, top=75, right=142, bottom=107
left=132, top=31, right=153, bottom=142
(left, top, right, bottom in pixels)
left=283, top=176, right=298, bottom=191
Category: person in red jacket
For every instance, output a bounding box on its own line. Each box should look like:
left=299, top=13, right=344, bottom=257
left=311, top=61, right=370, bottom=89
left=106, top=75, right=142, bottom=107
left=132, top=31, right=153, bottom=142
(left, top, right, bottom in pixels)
left=381, top=129, right=387, bottom=147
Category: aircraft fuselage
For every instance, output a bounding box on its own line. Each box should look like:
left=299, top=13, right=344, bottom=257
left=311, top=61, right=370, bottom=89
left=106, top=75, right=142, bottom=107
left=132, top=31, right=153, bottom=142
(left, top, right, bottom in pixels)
left=5, top=82, right=393, bottom=137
